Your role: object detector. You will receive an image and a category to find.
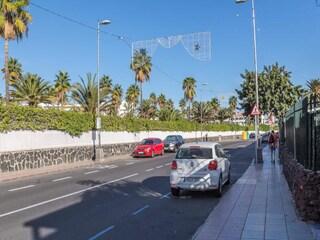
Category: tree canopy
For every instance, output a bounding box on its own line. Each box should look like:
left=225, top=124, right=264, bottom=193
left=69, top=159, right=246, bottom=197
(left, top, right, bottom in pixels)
left=236, top=62, right=307, bottom=119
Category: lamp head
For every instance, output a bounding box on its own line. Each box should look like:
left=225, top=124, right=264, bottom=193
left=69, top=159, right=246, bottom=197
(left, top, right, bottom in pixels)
left=100, top=19, right=111, bottom=25
left=236, top=0, right=247, bottom=3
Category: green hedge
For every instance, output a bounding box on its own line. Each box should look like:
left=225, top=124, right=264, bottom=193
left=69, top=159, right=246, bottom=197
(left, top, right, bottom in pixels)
left=0, top=105, right=93, bottom=136
left=0, top=105, right=274, bottom=136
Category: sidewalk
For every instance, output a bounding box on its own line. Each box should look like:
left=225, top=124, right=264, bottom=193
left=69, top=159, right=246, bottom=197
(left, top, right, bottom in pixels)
left=193, top=146, right=320, bottom=240
left=0, top=154, right=132, bottom=182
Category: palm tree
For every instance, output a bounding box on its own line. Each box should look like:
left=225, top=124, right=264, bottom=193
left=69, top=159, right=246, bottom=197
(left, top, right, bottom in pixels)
left=53, top=71, right=71, bottom=109
left=0, top=0, right=32, bottom=105
left=167, top=99, right=174, bottom=110
left=191, top=101, right=215, bottom=123
left=71, top=73, right=108, bottom=114
left=10, top=73, right=52, bottom=106
left=110, top=84, right=123, bottom=116
left=306, top=79, right=320, bottom=96
left=179, top=98, right=186, bottom=113
left=228, top=96, right=237, bottom=124
left=157, top=93, right=167, bottom=110
left=1, top=57, right=23, bottom=85
left=182, top=77, right=197, bottom=119
left=149, top=92, right=157, bottom=119
left=130, top=48, right=152, bottom=104
left=138, top=99, right=152, bottom=119
left=158, top=108, right=181, bottom=121
left=216, top=108, right=232, bottom=124
left=125, top=84, right=139, bottom=117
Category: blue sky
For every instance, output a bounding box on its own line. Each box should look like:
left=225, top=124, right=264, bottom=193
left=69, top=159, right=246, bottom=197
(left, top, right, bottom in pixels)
left=1, top=0, right=320, bottom=108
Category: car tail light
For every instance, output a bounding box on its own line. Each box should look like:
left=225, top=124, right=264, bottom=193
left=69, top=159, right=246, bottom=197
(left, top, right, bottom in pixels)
left=208, top=160, right=218, bottom=171
left=172, top=160, right=177, bottom=170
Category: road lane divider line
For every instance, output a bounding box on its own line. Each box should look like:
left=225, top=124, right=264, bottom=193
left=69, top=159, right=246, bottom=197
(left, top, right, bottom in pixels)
left=126, top=162, right=135, bottom=165
left=145, top=168, right=154, bottom=172
left=132, top=205, right=150, bottom=216
left=156, top=165, right=163, bottom=169
left=52, top=176, right=72, bottom=182
left=160, top=192, right=171, bottom=199
left=84, top=170, right=99, bottom=175
left=0, top=173, right=138, bottom=218
left=8, top=185, right=35, bottom=192
left=108, top=165, right=118, bottom=169
left=88, top=225, right=115, bottom=240
left=165, top=163, right=171, bottom=166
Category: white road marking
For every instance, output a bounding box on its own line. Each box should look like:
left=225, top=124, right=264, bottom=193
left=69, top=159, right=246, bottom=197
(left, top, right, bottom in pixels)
left=126, top=162, right=135, bottom=165
left=156, top=165, right=163, bottom=169
left=8, top=185, right=35, bottom=192
left=132, top=205, right=149, bottom=216
left=97, top=165, right=118, bottom=169
left=165, top=163, right=171, bottom=166
left=160, top=192, right=171, bottom=199
left=0, top=173, right=138, bottom=218
left=52, top=176, right=72, bottom=182
left=145, top=168, right=154, bottom=172
left=84, top=170, right=99, bottom=175
left=88, top=225, right=115, bottom=240
left=107, top=165, right=118, bottom=169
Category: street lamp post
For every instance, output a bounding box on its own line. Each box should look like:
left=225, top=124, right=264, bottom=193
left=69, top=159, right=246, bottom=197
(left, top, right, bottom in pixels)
left=200, top=82, right=208, bottom=140
left=96, top=19, right=111, bottom=159
left=236, top=0, right=262, bottom=163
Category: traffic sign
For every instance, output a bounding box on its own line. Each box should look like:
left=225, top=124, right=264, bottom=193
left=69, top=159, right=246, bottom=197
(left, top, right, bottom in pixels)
left=250, top=103, right=261, bottom=116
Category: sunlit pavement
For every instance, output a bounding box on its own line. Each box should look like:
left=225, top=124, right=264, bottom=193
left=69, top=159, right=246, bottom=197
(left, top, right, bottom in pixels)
left=193, top=146, right=319, bottom=240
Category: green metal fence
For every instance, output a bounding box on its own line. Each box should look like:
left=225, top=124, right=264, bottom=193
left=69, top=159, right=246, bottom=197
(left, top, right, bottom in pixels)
left=282, top=94, right=320, bottom=171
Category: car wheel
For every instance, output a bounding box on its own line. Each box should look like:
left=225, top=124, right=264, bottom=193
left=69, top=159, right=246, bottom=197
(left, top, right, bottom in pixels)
left=214, top=176, right=222, bottom=198
left=171, top=187, right=180, bottom=197
left=161, top=148, right=164, bottom=155
left=226, top=168, right=231, bottom=185
left=151, top=150, right=155, bottom=158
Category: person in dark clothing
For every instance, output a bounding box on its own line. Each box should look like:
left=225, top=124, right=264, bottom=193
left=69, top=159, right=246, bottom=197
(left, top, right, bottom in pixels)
left=268, top=130, right=277, bottom=163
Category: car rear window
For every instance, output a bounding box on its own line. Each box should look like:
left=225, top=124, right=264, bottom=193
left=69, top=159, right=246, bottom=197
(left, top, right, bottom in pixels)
left=176, top=148, right=213, bottom=159
left=165, top=136, right=176, bottom=141
left=141, top=139, right=154, bottom=145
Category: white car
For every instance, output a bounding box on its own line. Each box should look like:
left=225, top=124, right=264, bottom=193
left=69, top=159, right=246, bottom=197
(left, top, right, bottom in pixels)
left=170, top=142, right=231, bottom=197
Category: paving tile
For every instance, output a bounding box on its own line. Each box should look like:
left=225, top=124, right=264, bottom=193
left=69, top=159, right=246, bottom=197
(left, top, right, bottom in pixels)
left=217, top=237, right=241, bottom=240
left=241, top=229, right=265, bottom=239
left=243, top=224, right=265, bottom=231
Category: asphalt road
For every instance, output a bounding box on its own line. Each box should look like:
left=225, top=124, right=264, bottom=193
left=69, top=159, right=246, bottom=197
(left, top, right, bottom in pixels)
left=0, top=140, right=255, bottom=240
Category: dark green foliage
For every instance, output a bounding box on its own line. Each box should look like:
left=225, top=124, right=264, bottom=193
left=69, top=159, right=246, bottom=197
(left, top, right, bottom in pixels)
left=0, top=105, right=272, bottom=136
left=0, top=105, right=93, bottom=135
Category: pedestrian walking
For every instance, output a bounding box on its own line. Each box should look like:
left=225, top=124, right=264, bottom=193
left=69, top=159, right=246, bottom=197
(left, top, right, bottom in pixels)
left=268, top=130, right=277, bottom=163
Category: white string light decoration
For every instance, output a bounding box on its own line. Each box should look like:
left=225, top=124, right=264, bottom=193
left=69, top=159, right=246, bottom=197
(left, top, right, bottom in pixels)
left=132, top=31, right=211, bottom=61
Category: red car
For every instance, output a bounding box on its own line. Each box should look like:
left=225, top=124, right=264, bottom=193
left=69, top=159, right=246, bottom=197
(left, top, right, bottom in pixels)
left=133, top=138, right=164, bottom=158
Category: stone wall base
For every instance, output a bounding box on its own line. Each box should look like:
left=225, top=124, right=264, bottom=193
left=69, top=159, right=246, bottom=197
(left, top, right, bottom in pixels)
left=0, top=135, right=241, bottom=174
left=282, top=149, right=320, bottom=223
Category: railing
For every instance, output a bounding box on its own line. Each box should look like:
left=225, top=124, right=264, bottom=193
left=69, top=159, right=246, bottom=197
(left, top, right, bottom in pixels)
left=282, top=94, right=320, bottom=171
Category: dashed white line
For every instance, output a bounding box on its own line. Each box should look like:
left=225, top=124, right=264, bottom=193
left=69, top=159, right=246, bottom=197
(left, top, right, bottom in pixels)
left=8, top=185, right=35, bottom=192
left=160, top=192, right=171, bottom=199
left=88, top=225, right=114, bottom=240
left=84, top=170, right=99, bottom=175
left=132, top=205, right=150, bottom=216
left=165, top=163, right=171, bottom=166
left=52, top=176, right=72, bottom=182
left=156, top=165, right=163, bottom=169
left=145, top=168, right=154, bottom=172
left=126, top=162, right=135, bottom=165
left=0, top=173, right=138, bottom=218
left=108, top=165, right=118, bottom=169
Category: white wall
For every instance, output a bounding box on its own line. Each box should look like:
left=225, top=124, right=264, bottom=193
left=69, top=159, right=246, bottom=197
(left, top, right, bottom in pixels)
left=0, top=130, right=243, bottom=152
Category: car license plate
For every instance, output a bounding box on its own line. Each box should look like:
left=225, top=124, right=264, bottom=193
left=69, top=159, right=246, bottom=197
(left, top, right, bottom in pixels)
left=185, top=177, right=200, bottom=183
left=138, top=152, right=144, bottom=155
